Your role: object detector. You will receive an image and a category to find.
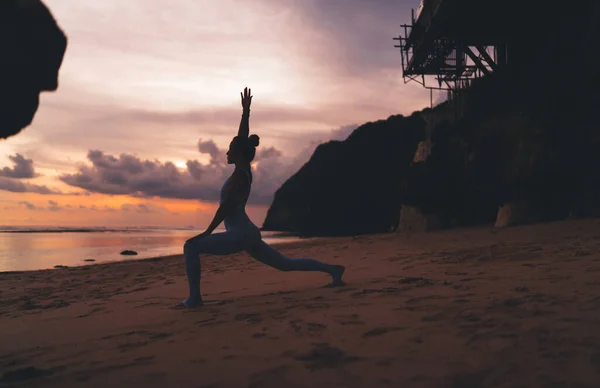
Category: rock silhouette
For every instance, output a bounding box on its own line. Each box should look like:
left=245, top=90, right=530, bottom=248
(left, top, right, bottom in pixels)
left=0, top=0, right=67, bottom=139
left=262, top=113, right=426, bottom=236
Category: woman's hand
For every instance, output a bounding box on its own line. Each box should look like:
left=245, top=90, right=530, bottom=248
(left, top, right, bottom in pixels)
left=241, top=87, right=252, bottom=111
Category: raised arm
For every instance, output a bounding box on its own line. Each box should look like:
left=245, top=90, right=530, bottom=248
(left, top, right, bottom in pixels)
left=238, top=87, right=252, bottom=139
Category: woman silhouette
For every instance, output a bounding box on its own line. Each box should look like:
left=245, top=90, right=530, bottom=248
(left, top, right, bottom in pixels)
left=174, top=88, right=345, bottom=308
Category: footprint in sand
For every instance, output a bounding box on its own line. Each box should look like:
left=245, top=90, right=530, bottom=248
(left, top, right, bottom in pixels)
left=235, top=313, right=262, bottom=324
left=291, top=343, right=362, bottom=370
left=421, top=313, right=445, bottom=322
left=405, top=295, right=446, bottom=304
left=362, top=327, right=405, bottom=338
left=117, top=341, right=149, bottom=352
left=334, top=314, right=365, bottom=326
left=0, top=366, right=54, bottom=384
left=196, top=317, right=216, bottom=325
left=351, top=287, right=402, bottom=298
left=247, top=365, right=292, bottom=388
left=375, top=358, right=394, bottom=367
left=333, top=287, right=356, bottom=293
left=457, top=311, right=482, bottom=323
left=134, top=356, right=155, bottom=362
left=453, top=284, right=473, bottom=291
left=77, top=306, right=106, bottom=318
left=399, top=277, right=435, bottom=286
left=445, top=271, right=468, bottom=276
left=448, top=372, right=486, bottom=388
left=289, top=319, right=327, bottom=336
left=203, top=299, right=234, bottom=306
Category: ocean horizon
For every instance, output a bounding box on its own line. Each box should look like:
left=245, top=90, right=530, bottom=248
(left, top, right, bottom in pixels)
left=0, top=226, right=302, bottom=272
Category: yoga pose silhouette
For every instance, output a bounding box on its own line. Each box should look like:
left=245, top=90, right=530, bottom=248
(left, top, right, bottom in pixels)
left=174, top=88, right=345, bottom=308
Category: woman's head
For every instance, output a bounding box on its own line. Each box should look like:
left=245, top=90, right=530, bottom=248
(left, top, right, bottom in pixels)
left=227, top=134, right=260, bottom=164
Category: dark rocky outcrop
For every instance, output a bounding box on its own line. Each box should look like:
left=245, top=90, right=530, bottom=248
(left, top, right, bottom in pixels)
left=262, top=113, right=426, bottom=236
left=403, top=0, right=600, bottom=228
left=264, top=1, right=600, bottom=235
left=0, top=0, right=67, bottom=139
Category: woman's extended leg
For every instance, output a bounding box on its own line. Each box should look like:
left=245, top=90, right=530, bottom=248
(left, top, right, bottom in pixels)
left=246, top=240, right=345, bottom=284
left=180, top=232, right=248, bottom=307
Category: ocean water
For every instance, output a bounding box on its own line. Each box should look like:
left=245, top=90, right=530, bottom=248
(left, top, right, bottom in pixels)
left=0, top=227, right=302, bottom=272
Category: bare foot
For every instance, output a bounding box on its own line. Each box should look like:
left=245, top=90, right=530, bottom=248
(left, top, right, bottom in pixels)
left=324, top=265, right=346, bottom=287
left=324, top=279, right=346, bottom=288
left=170, top=298, right=203, bottom=309
left=331, top=265, right=346, bottom=283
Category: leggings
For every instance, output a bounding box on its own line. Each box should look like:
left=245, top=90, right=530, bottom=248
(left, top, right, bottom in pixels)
left=183, top=230, right=334, bottom=304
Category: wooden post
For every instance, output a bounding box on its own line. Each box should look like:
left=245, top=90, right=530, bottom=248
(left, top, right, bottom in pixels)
left=430, top=88, right=433, bottom=108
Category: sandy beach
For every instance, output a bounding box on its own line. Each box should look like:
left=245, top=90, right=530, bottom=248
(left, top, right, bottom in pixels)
left=2, top=219, right=600, bottom=387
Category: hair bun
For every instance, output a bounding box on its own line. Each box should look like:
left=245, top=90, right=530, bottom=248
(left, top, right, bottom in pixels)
left=248, top=134, right=260, bottom=147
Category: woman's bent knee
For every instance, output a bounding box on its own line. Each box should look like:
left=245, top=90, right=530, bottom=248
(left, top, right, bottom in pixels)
left=183, top=240, right=195, bottom=256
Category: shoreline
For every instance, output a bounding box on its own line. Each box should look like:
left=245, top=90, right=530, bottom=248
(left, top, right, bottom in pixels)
left=0, top=219, right=579, bottom=275
left=0, top=234, right=336, bottom=275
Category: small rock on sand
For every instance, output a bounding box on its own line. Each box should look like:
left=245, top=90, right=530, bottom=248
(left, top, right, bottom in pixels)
left=120, top=250, right=138, bottom=256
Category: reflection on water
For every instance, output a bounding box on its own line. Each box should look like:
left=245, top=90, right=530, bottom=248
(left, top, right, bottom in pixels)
left=0, top=229, right=302, bottom=272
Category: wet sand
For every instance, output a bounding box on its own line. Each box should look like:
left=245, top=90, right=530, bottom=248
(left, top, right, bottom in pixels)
left=2, top=219, right=600, bottom=387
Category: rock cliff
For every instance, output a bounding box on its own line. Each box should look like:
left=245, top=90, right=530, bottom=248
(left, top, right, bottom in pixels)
left=0, top=0, right=67, bottom=139
left=262, top=113, right=426, bottom=236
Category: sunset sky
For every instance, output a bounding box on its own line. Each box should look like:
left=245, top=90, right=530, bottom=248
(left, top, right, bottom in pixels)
left=0, top=0, right=437, bottom=228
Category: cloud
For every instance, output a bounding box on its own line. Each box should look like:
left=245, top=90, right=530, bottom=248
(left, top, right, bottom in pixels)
left=15, top=200, right=62, bottom=212
left=330, top=124, right=359, bottom=141
left=19, top=201, right=37, bottom=210
left=0, top=154, right=92, bottom=195
left=256, top=146, right=282, bottom=160
left=0, top=176, right=89, bottom=196
left=13, top=200, right=165, bottom=214
left=0, top=154, right=37, bottom=178
left=197, top=139, right=224, bottom=165
left=59, top=149, right=245, bottom=202
left=121, top=203, right=163, bottom=214
left=58, top=123, right=362, bottom=205
left=186, top=160, right=203, bottom=181
left=47, top=200, right=61, bottom=212
left=0, top=177, right=62, bottom=195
